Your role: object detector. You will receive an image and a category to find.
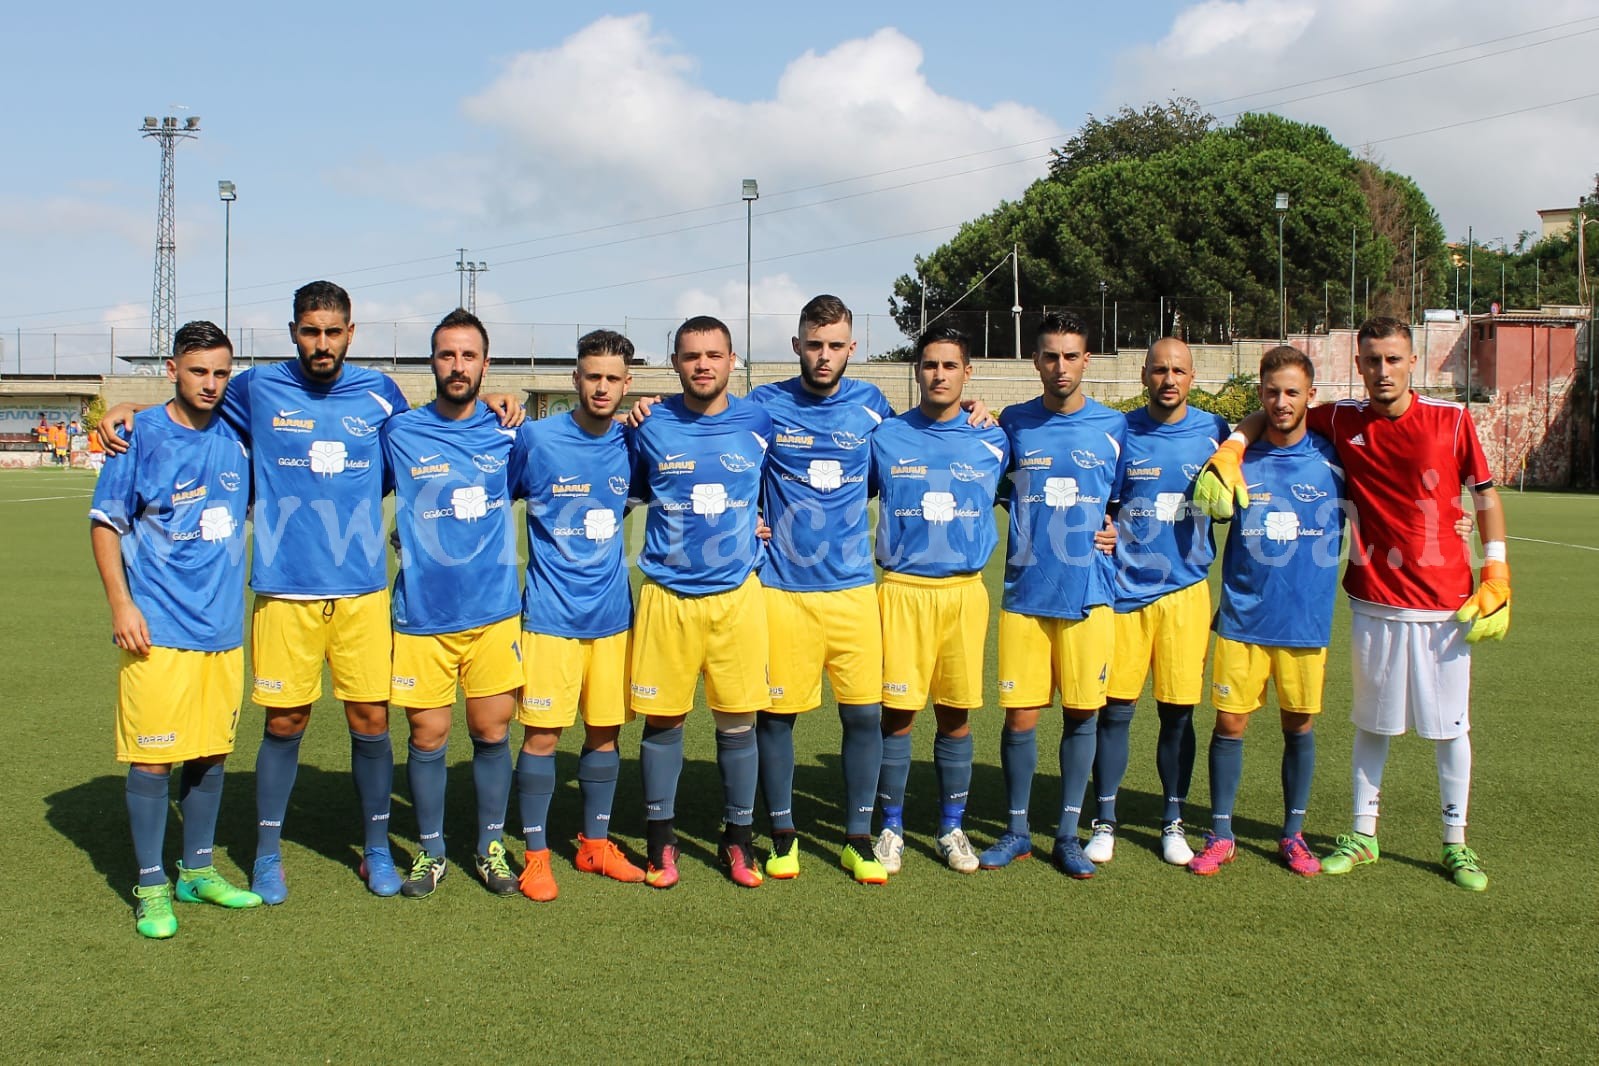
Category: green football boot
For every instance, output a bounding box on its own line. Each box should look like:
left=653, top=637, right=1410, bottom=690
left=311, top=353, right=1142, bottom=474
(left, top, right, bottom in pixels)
left=175, top=862, right=265, bottom=908
left=1321, top=832, right=1380, bottom=875
left=133, top=883, right=178, bottom=940
left=1441, top=844, right=1488, bottom=892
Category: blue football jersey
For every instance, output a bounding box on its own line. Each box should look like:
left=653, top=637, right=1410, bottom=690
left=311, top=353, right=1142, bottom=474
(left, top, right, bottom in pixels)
left=870, top=410, right=1009, bottom=577
left=219, top=360, right=409, bottom=597
left=382, top=402, right=521, bottom=635
left=1000, top=397, right=1125, bottom=620
left=749, top=377, right=894, bottom=592
left=1113, top=406, right=1228, bottom=610
left=513, top=414, right=633, bottom=639
left=89, top=405, right=251, bottom=652
left=1215, top=434, right=1346, bottom=648
left=631, top=394, right=773, bottom=595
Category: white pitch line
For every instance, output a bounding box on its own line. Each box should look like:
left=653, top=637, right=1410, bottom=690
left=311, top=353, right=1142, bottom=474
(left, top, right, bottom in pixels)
left=0, top=493, right=94, bottom=503
left=1509, top=535, right=1599, bottom=553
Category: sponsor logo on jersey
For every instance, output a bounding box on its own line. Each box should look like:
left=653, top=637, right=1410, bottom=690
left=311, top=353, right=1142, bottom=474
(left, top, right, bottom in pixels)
left=219, top=471, right=242, bottom=492
left=807, top=459, right=843, bottom=490
left=410, top=459, right=451, bottom=479
left=554, top=509, right=617, bottom=541
left=882, top=681, right=909, bottom=696
left=1126, top=464, right=1162, bottom=479
left=342, top=415, right=377, bottom=437
left=831, top=430, right=867, bottom=450
left=998, top=679, right=1015, bottom=691
left=1291, top=483, right=1328, bottom=502
left=1020, top=453, right=1053, bottom=470
left=136, top=731, right=178, bottom=747
left=720, top=452, right=756, bottom=473
left=890, top=457, right=927, bottom=478
left=1349, top=433, right=1366, bottom=446
left=170, top=484, right=209, bottom=506
left=775, top=430, right=814, bottom=448
left=609, top=475, right=630, bottom=496
left=1182, top=462, right=1204, bottom=480
left=691, top=482, right=729, bottom=516
left=1072, top=449, right=1106, bottom=469
left=552, top=477, right=593, bottom=497
left=949, top=461, right=983, bottom=483
left=272, top=410, right=316, bottom=432
left=391, top=675, right=417, bottom=690
left=199, top=505, right=236, bottom=542
left=472, top=453, right=506, bottom=474
left=254, top=677, right=284, bottom=692
left=631, top=682, right=659, bottom=699
left=657, top=454, right=696, bottom=474
left=523, top=695, right=553, bottom=710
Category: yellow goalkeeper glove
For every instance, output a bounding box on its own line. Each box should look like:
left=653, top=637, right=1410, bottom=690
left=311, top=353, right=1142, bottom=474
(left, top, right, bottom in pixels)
left=1192, top=438, right=1249, bottom=519
left=1454, top=559, right=1510, bottom=643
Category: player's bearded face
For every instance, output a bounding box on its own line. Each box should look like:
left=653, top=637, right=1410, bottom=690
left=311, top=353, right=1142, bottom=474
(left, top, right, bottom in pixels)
left=1143, top=353, right=1193, bottom=412
left=432, top=327, right=487, bottom=404
left=795, top=321, right=855, bottom=393
left=292, top=309, right=353, bottom=382
left=1035, top=332, right=1088, bottom=400
left=1261, top=367, right=1312, bottom=433
left=673, top=331, right=733, bottom=400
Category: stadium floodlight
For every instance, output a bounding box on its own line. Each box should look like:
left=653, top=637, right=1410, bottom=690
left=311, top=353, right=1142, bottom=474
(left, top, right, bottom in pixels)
left=185, top=116, right=201, bottom=130
left=143, top=116, right=158, bottom=129
left=1275, top=192, right=1290, bottom=339
left=742, top=178, right=759, bottom=391
left=219, top=181, right=237, bottom=336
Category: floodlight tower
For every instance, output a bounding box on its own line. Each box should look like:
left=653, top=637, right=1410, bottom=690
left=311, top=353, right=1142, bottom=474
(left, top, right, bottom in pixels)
left=141, top=114, right=201, bottom=359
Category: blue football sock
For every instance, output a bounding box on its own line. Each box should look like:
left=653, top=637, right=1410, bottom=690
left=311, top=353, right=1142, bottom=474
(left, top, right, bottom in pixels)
left=126, top=767, right=170, bottom=888
left=1000, top=727, right=1037, bottom=835
left=349, top=729, right=394, bottom=852
left=933, top=732, right=973, bottom=833
left=716, top=727, right=758, bottom=827
left=1156, top=702, right=1195, bottom=823
left=1208, top=734, right=1244, bottom=840
left=756, top=711, right=797, bottom=834
left=1057, top=713, right=1097, bottom=840
left=178, top=761, right=224, bottom=871
left=878, top=732, right=912, bottom=832
left=515, top=750, right=557, bottom=851
left=1282, top=728, right=1316, bottom=838
left=406, top=742, right=449, bottom=858
left=1092, top=700, right=1134, bottom=823
left=254, top=727, right=303, bottom=860
left=577, top=747, right=621, bottom=840
left=640, top=724, right=684, bottom=823
left=838, top=704, right=883, bottom=838
left=471, top=735, right=512, bottom=855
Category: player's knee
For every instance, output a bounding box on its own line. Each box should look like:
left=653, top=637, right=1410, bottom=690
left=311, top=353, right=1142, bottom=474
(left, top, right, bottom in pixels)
left=1215, top=711, right=1250, bottom=739
left=1281, top=712, right=1314, bottom=735
left=712, top=710, right=756, bottom=734
left=344, top=700, right=388, bottom=734
left=522, top=726, right=561, bottom=756
left=1101, top=700, right=1135, bottom=726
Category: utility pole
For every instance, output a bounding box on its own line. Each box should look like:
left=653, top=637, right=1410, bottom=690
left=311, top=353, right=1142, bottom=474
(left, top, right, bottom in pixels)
left=1011, top=243, right=1022, bottom=359
left=455, top=249, right=469, bottom=309
left=140, top=113, right=200, bottom=360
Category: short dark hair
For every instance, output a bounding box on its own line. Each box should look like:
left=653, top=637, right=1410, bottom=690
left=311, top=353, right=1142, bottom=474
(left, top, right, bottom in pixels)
left=293, top=280, right=351, bottom=322
left=577, top=328, right=635, bottom=362
left=914, top=323, right=971, bottom=363
left=1259, top=344, right=1314, bottom=382
left=1035, top=311, right=1089, bottom=346
left=674, top=314, right=733, bottom=353
left=1357, top=316, right=1411, bottom=346
left=431, top=307, right=489, bottom=357
left=172, top=320, right=233, bottom=357
left=798, top=294, right=852, bottom=333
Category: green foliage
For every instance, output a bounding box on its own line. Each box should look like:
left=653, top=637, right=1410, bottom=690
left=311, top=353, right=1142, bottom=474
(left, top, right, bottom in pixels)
left=83, top=394, right=106, bottom=433
left=1048, top=98, right=1214, bottom=180
left=1109, top=378, right=1261, bottom=423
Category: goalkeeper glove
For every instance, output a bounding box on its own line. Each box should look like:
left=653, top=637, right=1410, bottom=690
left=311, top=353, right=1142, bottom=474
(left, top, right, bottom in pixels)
left=1454, top=559, right=1510, bottom=643
left=1193, top=437, right=1249, bottom=519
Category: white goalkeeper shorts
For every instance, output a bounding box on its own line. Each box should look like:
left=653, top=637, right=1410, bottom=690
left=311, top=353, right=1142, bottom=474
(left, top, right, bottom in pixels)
left=1348, top=599, right=1472, bottom=740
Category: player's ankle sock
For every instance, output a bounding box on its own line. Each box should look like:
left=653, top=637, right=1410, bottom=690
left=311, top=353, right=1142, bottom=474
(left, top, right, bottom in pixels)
left=715, top=726, right=758, bottom=828
left=349, top=729, right=394, bottom=852
left=1000, top=726, right=1037, bottom=835
left=576, top=747, right=620, bottom=841
left=756, top=711, right=797, bottom=834
left=1351, top=728, right=1389, bottom=837
left=126, top=767, right=170, bottom=888
left=846, top=833, right=875, bottom=857
left=1057, top=713, right=1097, bottom=840
left=1156, top=702, right=1195, bottom=823
left=645, top=818, right=676, bottom=866
left=254, top=727, right=303, bottom=859
left=1435, top=734, right=1472, bottom=844
left=877, top=732, right=912, bottom=828
left=640, top=724, right=684, bottom=823
left=838, top=704, right=883, bottom=838
left=178, top=761, right=225, bottom=870
left=515, top=750, right=557, bottom=851
left=1281, top=728, right=1315, bottom=838
left=1092, top=700, right=1134, bottom=823
left=933, top=732, right=973, bottom=834
left=722, top=821, right=753, bottom=847
left=1207, top=734, right=1244, bottom=841
left=406, top=742, right=449, bottom=858
left=470, top=735, right=512, bottom=856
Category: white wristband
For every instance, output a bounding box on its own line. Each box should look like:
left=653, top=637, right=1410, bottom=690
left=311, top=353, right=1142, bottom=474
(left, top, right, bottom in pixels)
left=1226, top=431, right=1248, bottom=448
left=1484, top=541, right=1506, bottom=563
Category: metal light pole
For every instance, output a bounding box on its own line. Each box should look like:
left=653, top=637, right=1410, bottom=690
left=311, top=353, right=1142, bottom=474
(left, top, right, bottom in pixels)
left=141, top=114, right=200, bottom=360
left=742, top=178, right=758, bottom=391
left=218, top=181, right=236, bottom=336
left=1011, top=242, right=1022, bottom=359
left=1098, top=280, right=1107, bottom=353
left=1275, top=192, right=1289, bottom=340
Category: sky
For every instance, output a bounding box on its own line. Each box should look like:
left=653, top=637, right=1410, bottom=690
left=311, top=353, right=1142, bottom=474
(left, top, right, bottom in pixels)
left=4, top=0, right=1597, bottom=371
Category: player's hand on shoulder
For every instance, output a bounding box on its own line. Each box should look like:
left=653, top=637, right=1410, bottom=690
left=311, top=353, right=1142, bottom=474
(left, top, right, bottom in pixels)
left=1094, top=514, right=1117, bottom=555
left=1193, top=437, right=1249, bottom=519
left=626, top=395, right=663, bottom=429
left=97, top=403, right=138, bottom=455
left=960, top=397, right=998, bottom=428
left=110, top=602, right=152, bottom=657
left=484, top=393, right=526, bottom=428
left=755, top=514, right=772, bottom=542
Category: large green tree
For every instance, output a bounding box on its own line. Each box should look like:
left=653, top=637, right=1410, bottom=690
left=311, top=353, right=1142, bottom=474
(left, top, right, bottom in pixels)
left=890, top=105, right=1451, bottom=353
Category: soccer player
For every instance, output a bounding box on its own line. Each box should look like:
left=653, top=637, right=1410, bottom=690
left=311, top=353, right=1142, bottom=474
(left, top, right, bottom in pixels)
left=97, top=281, right=523, bottom=903
left=382, top=309, right=525, bottom=899
left=629, top=315, right=774, bottom=888
left=512, top=329, right=646, bottom=902
left=90, top=320, right=261, bottom=938
left=1198, top=317, right=1509, bottom=890
left=1089, top=337, right=1228, bottom=867
left=870, top=325, right=1010, bottom=874
left=1187, top=346, right=1343, bottom=878
left=983, top=312, right=1125, bottom=878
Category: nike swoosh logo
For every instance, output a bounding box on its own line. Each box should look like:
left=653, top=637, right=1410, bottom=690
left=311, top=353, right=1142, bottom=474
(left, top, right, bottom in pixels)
left=664, top=452, right=688, bottom=461
left=1129, top=457, right=1152, bottom=465
left=175, top=478, right=197, bottom=490
left=418, top=454, right=441, bottom=463
left=1025, top=449, right=1043, bottom=456
left=557, top=475, right=580, bottom=483
left=897, top=457, right=919, bottom=464
left=277, top=409, right=302, bottom=417
left=1246, top=482, right=1264, bottom=490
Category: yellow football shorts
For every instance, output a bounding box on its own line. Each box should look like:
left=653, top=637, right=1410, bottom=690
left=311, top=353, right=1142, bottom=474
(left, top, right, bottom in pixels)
left=520, top=629, right=633, bottom=729
left=764, top=584, right=882, bottom=713
left=1107, top=579, right=1211, bottom=705
left=251, top=590, right=392, bottom=707
left=1211, top=636, right=1327, bottom=715
left=117, top=646, right=243, bottom=764
left=998, top=605, right=1113, bottom=711
left=630, top=575, right=770, bottom=716
left=390, top=616, right=523, bottom=708
left=878, top=571, right=987, bottom=712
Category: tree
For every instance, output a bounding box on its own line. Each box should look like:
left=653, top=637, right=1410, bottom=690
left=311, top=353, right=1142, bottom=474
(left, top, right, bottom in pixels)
left=1048, top=99, right=1214, bottom=180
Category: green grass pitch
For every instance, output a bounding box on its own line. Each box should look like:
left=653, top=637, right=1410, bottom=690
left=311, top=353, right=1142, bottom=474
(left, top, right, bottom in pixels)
left=2, top=467, right=1595, bottom=1061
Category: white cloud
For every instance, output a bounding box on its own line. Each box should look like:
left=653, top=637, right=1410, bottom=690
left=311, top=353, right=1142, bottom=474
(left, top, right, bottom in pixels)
left=1111, top=1, right=1599, bottom=241
left=673, top=273, right=810, bottom=362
